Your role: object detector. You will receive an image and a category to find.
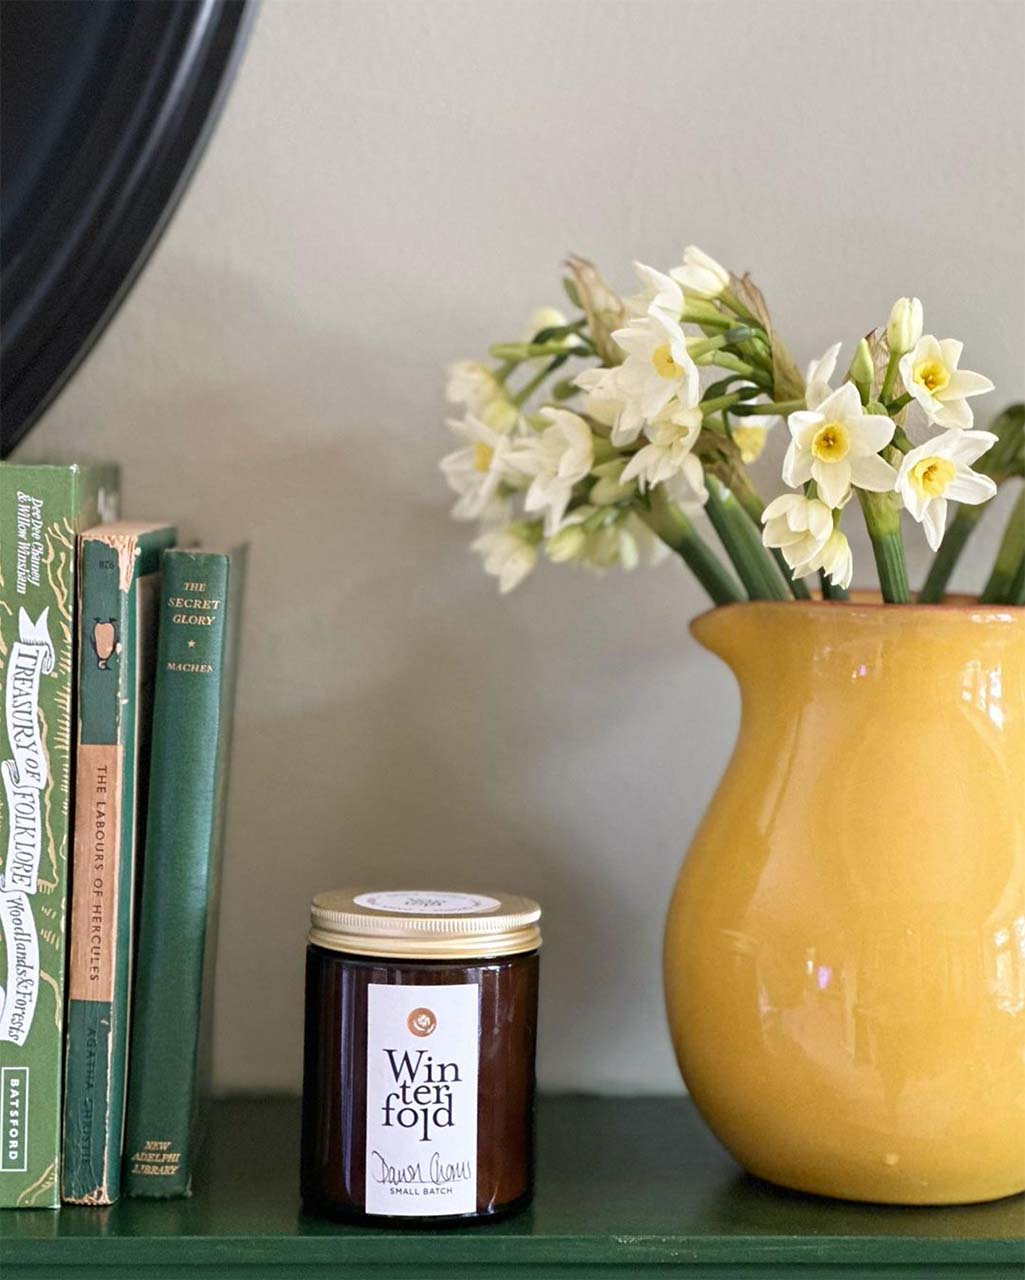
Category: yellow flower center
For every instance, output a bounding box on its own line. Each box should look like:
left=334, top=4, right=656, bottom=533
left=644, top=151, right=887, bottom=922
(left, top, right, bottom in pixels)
left=472, top=442, right=495, bottom=473
left=652, top=342, right=684, bottom=380
left=811, top=421, right=851, bottom=462
left=732, top=426, right=768, bottom=464
left=909, top=456, right=956, bottom=498
left=913, top=359, right=950, bottom=395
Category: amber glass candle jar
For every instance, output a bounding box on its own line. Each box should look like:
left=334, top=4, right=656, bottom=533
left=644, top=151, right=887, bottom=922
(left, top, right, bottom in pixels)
left=301, top=889, right=541, bottom=1223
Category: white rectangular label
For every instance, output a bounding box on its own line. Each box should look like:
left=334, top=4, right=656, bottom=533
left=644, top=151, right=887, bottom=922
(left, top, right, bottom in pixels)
left=1, top=1066, right=29, bottom=1171
left=365, top=983, right=478, bottom=1216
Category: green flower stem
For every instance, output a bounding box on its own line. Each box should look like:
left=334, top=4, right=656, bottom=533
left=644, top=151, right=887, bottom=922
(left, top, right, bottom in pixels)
left=885, top=392, right=913, bottom=415
left=681, top=298, right=730, bottom=326
left=720, top=288, right=762, bottom=327
left=700, top=391, right=755, bottom=416
left=856, top=487, right=910, bottom=603
left=705, top=476, right=791, bottom=601
left=491, top=340, right=576, bottom=361
left=737, top=341, right=774, bottom=376
left=980, top=488, right=1025, bottom=604
left=731, top=398, right=805, bottom=416
left=681, top=308, right=733, bottom=330
left=725, top=466, right=811, bottom=600
left=918, top=503, right=986, bottom=603
left=531, top=318, right=588, bottom=343
left=639, top=488, right=743, bottom=606
left=879, top=349, right=901, bottom=403
left=1007, top=559, right=1025, bottom=605
left=891, top=425, right=913, bottom=453
left=687, top=328, right=756, bottom=361
left=819, top=570, right=849, bottom=601
left=686, top=334, right=731, bottom=359
left=700, top=351, right=772, bottom=388
left=982, top=403, right=1024, bottom=478
left=513, top=355, right=568, bottom=407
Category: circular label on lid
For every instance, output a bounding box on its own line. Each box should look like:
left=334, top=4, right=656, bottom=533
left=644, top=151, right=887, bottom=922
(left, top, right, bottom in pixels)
left=353, top=890, right=502, bottom=916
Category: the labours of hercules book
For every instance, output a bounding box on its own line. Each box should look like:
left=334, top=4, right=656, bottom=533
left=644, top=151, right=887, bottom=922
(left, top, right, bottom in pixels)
left=62, top=521, right=177, bottom=1205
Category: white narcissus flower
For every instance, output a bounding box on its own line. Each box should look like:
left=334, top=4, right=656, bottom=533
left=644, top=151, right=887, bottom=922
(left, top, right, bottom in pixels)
left=618, top=513, right=670, bottom=569
left=664, top=463, right=710, bottom=513
left=783, top=383, right=898, bottom=508
left=574, top=365, right=634, bottom=444
left=509, top=408, right=594, bottom=535
left=886, top=297, right=923, bottom=357
left=611, top=312, right=700, bottom=439
left=804, top=342, right=842, bottom=410
left=626, top=262, right=684, bottom=318
left=670, top=246, right=730, bottom=299
left=620, top=402, right=704, bottom=493
left=895, top=429, right=998, bottom=550
left=440, top=415, right=518, bottom=521
left=899, top=336, right=994, bottom=429
left=446, top=360, right=503, bottom=414
left=806, top=528, right=854, bottom=590
left=761, top=493, right=833, bottom=579
left=472, top=523, right=539, bottom=593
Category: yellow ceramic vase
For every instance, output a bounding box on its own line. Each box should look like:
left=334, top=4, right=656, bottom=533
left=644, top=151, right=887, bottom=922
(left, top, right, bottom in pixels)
left=664, top=599, right=1025, bottom=1205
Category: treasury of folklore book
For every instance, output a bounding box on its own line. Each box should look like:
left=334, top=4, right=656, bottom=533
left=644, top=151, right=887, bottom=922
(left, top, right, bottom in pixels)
left=62, top=522, right=177, bottom=1205
left=123, top=546, right=247, bottom=1198
left=0, top=463, right=120, bottom=1209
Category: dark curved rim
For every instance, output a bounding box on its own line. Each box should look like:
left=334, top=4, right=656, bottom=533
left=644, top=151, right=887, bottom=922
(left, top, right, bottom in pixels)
left=1, top=0, right=256, bottom=456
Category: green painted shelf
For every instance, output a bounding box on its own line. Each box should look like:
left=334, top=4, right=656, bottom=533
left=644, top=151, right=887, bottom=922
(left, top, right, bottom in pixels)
left=2, top=1096, right=1022, bottom=1278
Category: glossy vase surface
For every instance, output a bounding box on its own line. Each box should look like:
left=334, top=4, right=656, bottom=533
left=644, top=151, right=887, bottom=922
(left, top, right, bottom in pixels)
left=664, top=600, right=1025, bottom=1205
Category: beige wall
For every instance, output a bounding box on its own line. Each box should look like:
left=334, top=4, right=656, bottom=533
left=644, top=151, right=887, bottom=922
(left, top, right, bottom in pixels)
left=16, top=0, right=1024, bottom=1093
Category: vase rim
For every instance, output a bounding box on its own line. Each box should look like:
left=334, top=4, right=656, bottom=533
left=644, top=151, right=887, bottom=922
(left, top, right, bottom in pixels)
left=691, top=593, right=1024, bottom=636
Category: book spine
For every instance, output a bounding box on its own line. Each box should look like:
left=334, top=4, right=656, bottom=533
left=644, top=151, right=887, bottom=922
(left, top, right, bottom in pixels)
left=0, top=465, right=119, bottom=1209
left=123, top=551, right=233, bottom=1198
left=61, top=529, right=170, bottom=1203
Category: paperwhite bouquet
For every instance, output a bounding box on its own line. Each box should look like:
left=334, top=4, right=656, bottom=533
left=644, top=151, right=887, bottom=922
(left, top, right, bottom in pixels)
left=441, top=249, right=1023, bottom=605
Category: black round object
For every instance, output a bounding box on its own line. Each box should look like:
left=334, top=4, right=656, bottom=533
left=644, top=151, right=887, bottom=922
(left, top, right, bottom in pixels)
left=1, top=0, right=254, bottom=455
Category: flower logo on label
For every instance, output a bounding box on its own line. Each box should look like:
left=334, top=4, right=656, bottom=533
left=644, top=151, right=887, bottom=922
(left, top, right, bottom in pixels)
left=406, top=1007, right=437, bottom=1037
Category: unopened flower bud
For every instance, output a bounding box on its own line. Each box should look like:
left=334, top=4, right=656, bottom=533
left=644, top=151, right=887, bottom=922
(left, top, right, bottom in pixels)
left=886, top=296, right=923, bottom=357
left=528, top=307, right=567, bottom=336
left=849, top=338, right=875, bottom=403
left=671, top=246, right=730, bottom=299
left=589, top=459, right=635, bottom=505
left=546, top=524, right=588, bottom=563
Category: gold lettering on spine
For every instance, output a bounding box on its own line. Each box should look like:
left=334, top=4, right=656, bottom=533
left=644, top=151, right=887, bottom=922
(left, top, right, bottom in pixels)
left=69, top=745, right=123, bottom=1002
left=166, top=580, right=224, bottom=630
left=127, top=1140, right=182, bottom=1177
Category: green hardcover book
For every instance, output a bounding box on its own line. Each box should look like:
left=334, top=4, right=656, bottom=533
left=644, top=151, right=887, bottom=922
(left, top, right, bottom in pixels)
left=123, top=546, right=247, bottom=1198
left=62, top=522, right=177, bottom=1204
left=0, top=462, right=120, bottom=1210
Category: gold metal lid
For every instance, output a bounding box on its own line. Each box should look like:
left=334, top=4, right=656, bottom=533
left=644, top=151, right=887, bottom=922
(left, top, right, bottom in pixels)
left=308, top=888, right=542, bottom=960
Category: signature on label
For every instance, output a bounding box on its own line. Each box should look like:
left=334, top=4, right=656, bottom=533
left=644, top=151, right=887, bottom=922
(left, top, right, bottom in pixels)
left=369, top=1149, right=472, bottom=1188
